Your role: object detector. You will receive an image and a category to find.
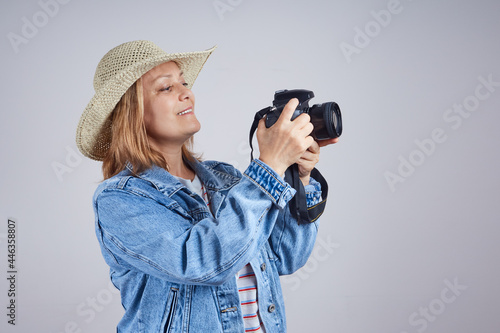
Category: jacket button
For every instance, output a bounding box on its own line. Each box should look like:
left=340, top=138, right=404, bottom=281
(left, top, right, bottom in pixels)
left=260, top=263, right=266, bottom=271
left=268, top=304, right=276, bottom=313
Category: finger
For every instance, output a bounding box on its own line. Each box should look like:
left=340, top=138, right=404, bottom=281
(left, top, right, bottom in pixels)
left=290, top=112, right=311, bottom=130
left=293, top=120, right=313, bottom=138
left=304, top=135, right=315, bottom=151
left=317, top=137, right=339, bottom=147
left=296, top=159, right=313, bottom=171
left=298, top=150, right=316, bottom=163
left=296, top=156, right=316, bottom=174
left=299, top=122, right=314, bottom=137
left=298, top=145, right=319, bottom=163
left=277, top=98, right=299, bottom=123
left=307, top=140, right=320, bottom=154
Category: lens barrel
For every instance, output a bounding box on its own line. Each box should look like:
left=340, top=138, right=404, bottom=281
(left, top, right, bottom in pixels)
left=308, top=102, right=342, bottom=140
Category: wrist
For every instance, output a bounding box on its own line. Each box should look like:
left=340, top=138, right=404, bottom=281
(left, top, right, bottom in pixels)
left=258, top=156, right=286, bottom=178
left=300, top=174, right=310, bottom=186
left=245, top=159, right=296, bottom=208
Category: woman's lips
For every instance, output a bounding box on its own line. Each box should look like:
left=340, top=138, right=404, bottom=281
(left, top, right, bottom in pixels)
left=177, top=107, right=193, bottom=116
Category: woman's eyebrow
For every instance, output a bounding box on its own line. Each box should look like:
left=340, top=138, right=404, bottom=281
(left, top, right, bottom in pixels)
left=153, top=71, right=184, bottom=82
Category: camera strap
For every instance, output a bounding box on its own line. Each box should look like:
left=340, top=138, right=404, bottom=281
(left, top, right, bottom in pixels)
left=249, top=109, right=328, bottom=224
left=285, top=164, right=328, bottom=224
left=249, top=107, right=272, bottom=161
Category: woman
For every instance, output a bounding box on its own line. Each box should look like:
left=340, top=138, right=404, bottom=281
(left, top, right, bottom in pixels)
left=76, top=40, right=338, bottom=333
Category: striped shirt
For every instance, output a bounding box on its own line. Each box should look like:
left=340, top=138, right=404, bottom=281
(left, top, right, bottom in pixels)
left=236, top=263, right=265, bottom=332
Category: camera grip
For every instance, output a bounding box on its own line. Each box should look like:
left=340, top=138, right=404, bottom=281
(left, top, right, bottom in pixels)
left=264, top=108, right=280, bottom=128
left=265, top=107, right=302, bottom=128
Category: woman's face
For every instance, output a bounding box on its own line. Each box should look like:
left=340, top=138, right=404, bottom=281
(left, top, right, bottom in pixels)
left=141, top=61, right=199, bottom=151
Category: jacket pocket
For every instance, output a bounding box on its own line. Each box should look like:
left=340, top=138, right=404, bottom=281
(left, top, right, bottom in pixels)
left=163, top=287, right=179, bottom=333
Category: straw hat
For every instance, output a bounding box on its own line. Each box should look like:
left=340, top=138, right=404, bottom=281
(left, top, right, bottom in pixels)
left=76, top=40, right=216, bottom=161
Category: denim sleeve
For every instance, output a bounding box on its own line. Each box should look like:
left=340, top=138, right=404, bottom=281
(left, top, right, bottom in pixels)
left=94, top=159, right=295, bottom=286
left=305, top=177, right=322, bottom=207
left=269, top=177, right=322, bottom=275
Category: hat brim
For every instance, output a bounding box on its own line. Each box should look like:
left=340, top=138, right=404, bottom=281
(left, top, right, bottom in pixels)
left=76, top=45, right=216, bottom=161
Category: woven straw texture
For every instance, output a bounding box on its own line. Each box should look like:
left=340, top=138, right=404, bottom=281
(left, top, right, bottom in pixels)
left=76, top=40, right=215, bottom=161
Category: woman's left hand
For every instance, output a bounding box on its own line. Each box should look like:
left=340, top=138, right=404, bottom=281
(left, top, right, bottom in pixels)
left=297, top=138, right=339, bottom=185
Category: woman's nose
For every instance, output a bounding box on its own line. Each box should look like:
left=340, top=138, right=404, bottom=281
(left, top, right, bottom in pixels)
left=178, top=83, right=193, bottom=100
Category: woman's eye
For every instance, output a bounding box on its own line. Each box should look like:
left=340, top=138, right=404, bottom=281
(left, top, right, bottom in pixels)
left=160, top=83, right=188, bottom=92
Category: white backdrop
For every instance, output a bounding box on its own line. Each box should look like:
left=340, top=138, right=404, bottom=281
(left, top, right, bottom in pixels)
left=1, top=0, right=500, bottom=332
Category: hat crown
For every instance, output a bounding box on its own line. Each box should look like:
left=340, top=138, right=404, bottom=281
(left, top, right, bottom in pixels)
left=93, top=40, right=164, bottom=91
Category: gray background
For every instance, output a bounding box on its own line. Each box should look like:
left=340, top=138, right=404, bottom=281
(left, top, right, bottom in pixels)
left=1, top=0, right=499, bottom=332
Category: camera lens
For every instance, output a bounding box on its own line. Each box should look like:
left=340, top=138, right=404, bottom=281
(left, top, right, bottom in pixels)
left=308, top=102, right=342, bottom=140
left=328, top=102, right=342, bottom=138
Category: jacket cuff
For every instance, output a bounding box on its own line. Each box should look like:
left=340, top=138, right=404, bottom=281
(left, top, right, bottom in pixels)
left=244, top=159, right=296, bottom=209
left=305, top=177, right=322, bottom=207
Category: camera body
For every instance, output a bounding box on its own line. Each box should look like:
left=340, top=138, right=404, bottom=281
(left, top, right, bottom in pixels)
left=265, top=89, right=342, bottom=140
left=249, top=89, right=341, bottom=224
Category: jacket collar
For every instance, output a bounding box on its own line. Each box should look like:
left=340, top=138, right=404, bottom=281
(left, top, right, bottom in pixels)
left=124, top=160, right=240, bottom=196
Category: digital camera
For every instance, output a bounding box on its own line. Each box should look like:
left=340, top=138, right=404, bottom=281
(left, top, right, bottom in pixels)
left=264, top=89, right=342, bottom=140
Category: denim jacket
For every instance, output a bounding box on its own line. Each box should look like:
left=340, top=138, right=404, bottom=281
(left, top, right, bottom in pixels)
left=93, top=158, right=322, bottom=332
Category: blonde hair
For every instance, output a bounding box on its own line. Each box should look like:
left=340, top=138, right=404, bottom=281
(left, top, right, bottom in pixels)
left=102, top=77, right=198, bottom=179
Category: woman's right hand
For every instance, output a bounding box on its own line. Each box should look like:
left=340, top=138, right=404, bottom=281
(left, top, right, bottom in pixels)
left=256, top=98, right=315, bottom=177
